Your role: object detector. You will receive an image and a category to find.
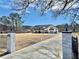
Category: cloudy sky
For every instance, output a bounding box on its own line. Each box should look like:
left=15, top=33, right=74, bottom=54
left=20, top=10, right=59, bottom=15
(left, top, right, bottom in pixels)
left=0, top=0, right=74, bottom=26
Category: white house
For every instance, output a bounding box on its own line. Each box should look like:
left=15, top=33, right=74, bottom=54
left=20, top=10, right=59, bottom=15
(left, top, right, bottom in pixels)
left=32, top=25, right=58, bottom=33
left=44, top=26, right=58, bottom=33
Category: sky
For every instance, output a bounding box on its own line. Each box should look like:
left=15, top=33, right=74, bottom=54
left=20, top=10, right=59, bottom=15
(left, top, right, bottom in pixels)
left=0, top=0, right=71, bottom=26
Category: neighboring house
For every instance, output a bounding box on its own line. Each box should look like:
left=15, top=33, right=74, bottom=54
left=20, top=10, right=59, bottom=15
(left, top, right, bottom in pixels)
left=32, top=25, right=58, bottom=33
left=44, top=26, right=58, bottom=33
left=22, top=26, right=32, bottom=33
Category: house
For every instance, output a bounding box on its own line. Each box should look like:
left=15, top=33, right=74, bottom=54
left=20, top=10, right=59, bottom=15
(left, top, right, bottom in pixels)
left=44, top=26, right=58, bottom=33
left=32, top=25, right=58, bottom=33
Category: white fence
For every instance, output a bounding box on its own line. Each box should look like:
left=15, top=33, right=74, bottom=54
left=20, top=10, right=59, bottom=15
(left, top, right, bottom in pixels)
left=0, top=32, right=78, bottom=59
left=62, top=32, right=78, bottom=59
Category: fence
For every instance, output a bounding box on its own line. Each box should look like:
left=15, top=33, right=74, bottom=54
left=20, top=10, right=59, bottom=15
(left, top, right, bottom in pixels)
left=72, top=36, right=78, bottom=59
left=0, top=32, right=78, bottom=59
left=62, top=32, right=78, bottom=59
left=0, top=33, right=15, bottom=56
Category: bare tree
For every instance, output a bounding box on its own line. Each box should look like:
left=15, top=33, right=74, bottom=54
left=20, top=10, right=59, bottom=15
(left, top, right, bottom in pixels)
left=11, top=0, right=79, bottom=14
left=70, top=13, right=79, bottom=32
left=11, top=0, right=79, bottom=20
left=9, top=13, right=22, bottom=31
left=0, top=16, right=11, bottom=26
left=11, top=0, right=79, bottom=32
left=0, top=13, right=22, bottom=32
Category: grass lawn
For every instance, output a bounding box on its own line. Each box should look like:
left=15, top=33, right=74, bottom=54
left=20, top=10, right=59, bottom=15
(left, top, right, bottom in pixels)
left=0, top=33, right=61, bottom=54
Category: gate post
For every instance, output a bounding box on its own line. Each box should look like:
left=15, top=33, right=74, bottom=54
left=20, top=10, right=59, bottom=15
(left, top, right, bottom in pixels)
left=62, top=31, right=72, bottom=59
left=72, top=36, right=78, bottom=59
left=7, top=32, right=16, bottom=53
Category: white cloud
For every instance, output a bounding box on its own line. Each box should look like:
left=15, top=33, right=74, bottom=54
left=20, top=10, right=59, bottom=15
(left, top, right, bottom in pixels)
left=0, top=4, right=11, bottom=9
left=52, top=1, right=64, bottom=11
left=29, top=3, right=36, bottom=8
left=13, top=9, right=30, bottom=15
left=64, top=1, right=79, bottom=10
left=71, top=2, right=79, bottom=9
left=51, top=0, right=79, bottom=12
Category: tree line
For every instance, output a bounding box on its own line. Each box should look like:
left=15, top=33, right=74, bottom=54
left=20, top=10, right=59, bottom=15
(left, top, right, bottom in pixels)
left=0, top=13, right=22, bottom=32
left=56, top=23, right=79, bottom=32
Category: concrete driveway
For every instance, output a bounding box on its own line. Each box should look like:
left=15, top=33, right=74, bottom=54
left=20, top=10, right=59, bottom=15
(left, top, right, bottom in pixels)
left=0, top=37, right=62, bottom=59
